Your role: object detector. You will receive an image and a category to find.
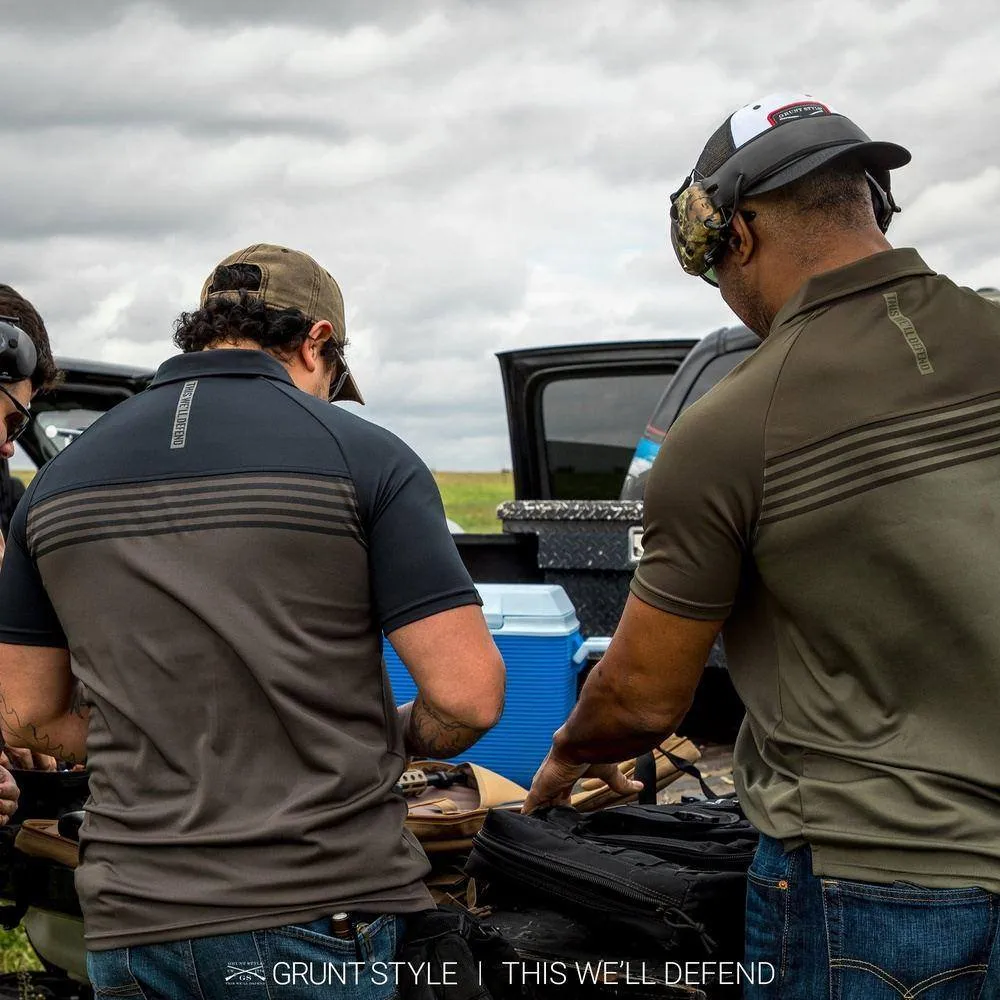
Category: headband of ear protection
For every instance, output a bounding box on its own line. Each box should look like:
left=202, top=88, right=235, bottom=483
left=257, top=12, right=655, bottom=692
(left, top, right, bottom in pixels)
left=670, top=113, right=906, bottom=282
left=0, top=317, right=38, bottom=383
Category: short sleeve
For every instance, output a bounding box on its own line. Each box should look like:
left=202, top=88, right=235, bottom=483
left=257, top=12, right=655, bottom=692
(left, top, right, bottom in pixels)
left=350, top=435, right=482, bottom=634
left=0, top=482, right=68, bottom=647
left=630, top=394, right=763, bottom=621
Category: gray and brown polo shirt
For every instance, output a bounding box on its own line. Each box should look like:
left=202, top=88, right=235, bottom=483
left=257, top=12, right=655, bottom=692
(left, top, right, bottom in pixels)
left=633, top=248, right=1000, bottom=891
left=0, top=349, right=482, bottom=949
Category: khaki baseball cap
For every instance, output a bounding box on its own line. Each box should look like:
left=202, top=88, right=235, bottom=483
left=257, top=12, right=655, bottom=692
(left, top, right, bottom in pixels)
left=200, top=243, right=364, bottom=404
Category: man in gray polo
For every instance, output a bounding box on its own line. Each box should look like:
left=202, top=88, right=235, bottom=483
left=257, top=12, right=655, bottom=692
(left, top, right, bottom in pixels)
left=526, top=94, right=1000, bottom=995
left=0, top=245, right=506, bottom=998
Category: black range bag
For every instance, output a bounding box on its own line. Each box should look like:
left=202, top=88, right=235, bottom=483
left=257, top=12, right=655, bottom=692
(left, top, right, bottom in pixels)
left=466, top=800, right=757, bottom=964
left=482, top=906, right=708, bottom=999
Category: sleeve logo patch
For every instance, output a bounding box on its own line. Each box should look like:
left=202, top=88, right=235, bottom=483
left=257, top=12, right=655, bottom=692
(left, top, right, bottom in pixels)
left=767, top=101, right=831, bottom=126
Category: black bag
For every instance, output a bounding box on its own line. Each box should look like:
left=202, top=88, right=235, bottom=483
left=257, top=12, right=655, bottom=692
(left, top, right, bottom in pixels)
left=483, top=906, right=707, bottom=999
left=0, top=971, right=90, bottom=999
left=572, top=800, right=758, bottom=871
left=0, top=770, right=89, bottom=929
left=7, top=770, right=89, bottom=826
left=466, top=801, right=755, bottom=962
left=397, top=906, right=537, bottom=1000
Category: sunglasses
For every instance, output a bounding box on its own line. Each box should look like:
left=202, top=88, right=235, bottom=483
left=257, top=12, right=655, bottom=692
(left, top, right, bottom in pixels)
left=0, top=383, right=32, bottom=444
left=327, top=349, right=349, bottom=402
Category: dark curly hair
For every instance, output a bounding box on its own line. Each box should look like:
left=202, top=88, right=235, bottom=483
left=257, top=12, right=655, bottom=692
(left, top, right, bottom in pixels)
left=0, top=284, right=60, bottom=391
left=172, top=263, right=341, bottom=363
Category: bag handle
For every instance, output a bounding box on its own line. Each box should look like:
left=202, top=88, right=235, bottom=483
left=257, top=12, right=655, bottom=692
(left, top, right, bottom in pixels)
left=634, top=752, right=657, bottom=805
left=659, top=748, right=720, bottom=801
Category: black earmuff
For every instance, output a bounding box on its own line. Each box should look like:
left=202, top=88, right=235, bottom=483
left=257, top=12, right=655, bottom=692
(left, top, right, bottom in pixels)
left=865, top=172, right=899, bottom=234
left=0, top=318, right=37, bottom=383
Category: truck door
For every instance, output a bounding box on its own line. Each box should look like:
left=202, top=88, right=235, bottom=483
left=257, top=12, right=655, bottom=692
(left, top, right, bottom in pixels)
left=497, top=340, right=697, bottom=501
left=13, top=358, right=154, bottom=476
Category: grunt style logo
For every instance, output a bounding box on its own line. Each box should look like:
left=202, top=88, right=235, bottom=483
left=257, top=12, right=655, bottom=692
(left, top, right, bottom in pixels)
left=225, top=962, right=267, bottom=986
left=767, top=101, right=831, bottom=126
left=170, top=379, right=199, bottom=450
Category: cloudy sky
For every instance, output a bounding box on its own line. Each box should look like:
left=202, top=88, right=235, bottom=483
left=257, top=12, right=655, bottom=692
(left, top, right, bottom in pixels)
left=3, top=0, right=997, bottom=468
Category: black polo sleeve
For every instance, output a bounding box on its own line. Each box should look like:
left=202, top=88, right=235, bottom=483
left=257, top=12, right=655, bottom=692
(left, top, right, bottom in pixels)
left=0, top=478, right=68, bottom=647
left=339, top=423, right=482, bottom=634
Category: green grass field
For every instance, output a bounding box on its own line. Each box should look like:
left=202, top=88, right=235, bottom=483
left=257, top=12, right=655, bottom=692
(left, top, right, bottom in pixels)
left=433, top=470, right=513, bottom=533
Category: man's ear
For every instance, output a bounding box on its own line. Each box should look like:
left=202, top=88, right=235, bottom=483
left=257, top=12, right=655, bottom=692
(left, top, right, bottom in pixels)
left=728, top=211, right=757, bottom=266
left=300, top=320, right=334, bottom=373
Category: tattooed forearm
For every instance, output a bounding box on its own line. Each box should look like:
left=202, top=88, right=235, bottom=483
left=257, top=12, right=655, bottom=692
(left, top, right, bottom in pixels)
left=0, top=689, right=88, bottom=766
left=401, top=695, right=491, bottom=759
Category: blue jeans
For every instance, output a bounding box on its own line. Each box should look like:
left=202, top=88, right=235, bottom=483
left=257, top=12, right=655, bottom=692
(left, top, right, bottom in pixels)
left=745, top=834, right=1000, bottom=999
left=87, top=913, right=404, bottom=999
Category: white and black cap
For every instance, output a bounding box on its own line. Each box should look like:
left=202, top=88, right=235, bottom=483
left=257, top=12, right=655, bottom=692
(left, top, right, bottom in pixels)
left=693, top=91, right=911, bottom=199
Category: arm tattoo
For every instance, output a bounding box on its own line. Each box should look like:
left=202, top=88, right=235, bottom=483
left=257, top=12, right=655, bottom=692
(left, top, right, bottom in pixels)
left=0, top=686, right=89, bottom=766
left=69, top=679, right=88, bottom=718
left=404, top=695, right=490, bottom=759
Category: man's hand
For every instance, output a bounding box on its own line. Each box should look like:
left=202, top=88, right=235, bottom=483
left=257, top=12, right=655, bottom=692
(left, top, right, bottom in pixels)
left=0, top=759, right=18, bottom=826
left=0, top=748, right=57, bottom=771
left=522, top=747, right=642, bottom=814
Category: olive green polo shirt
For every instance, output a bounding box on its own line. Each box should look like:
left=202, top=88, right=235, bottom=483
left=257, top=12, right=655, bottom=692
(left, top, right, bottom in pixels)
left=633, top=248, right=1000, bottom=890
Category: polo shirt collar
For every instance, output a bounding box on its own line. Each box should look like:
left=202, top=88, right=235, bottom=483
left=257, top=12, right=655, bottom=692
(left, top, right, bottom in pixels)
left=150, top=349, right=295, bottom=388
left=772, top=248, right=935, bottom=330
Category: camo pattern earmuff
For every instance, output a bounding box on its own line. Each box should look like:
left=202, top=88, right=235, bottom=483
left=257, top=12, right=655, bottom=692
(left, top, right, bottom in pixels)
left=669, top=179, right=732, bottom=278
left=668, top=98, right=910, bottom=285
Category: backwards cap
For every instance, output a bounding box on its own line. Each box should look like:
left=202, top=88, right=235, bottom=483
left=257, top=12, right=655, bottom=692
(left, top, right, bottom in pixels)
left=201, top=244, right=364, bottom=404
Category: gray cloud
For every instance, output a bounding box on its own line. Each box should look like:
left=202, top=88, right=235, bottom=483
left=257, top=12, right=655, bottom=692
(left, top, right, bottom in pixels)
left=3, top=0, right=998, bottom=469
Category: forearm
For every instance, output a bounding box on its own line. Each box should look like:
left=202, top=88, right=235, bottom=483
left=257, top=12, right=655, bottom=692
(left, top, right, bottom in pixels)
left=398, top=695, right=492, bottom=760
left=0, top=680, right=88, bottom=766
left=553, top=660, right=686, bottom=765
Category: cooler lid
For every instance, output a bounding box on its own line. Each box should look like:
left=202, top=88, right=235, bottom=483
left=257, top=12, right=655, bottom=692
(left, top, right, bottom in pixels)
left=474, top=583, right=580, bottom=635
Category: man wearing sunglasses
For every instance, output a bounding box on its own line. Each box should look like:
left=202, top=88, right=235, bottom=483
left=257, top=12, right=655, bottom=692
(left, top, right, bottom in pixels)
left=526, top=93, right=1000, bottom=995
left=0, top=244, right=505, bottom=998
left=0, top=286, right=61, bottom=798
left=0, top=287, right=58, bottom=461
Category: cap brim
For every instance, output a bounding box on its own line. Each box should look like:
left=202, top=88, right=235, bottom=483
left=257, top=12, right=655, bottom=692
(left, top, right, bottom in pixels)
left=746, top=140, right=911, bottom=195
left=334, top=364, right=365, bottom=405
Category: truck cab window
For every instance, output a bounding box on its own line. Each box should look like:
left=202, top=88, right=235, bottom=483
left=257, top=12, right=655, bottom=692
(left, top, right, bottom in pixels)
left=541, top=373, right=671, bottom=499
left=37, top=409, right=104, bottom=453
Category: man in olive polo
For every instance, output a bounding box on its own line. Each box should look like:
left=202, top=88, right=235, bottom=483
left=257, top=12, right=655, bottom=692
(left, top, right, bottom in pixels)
left=526, top=94, right=1000, bottom=994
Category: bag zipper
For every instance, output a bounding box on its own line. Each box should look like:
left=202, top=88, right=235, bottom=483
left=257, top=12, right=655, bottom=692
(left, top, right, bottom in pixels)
left=591, top=834, right=756, bottom=870
left=471, top=828, right=681, bottom=912
left=470, top=829, right=718, bottom=956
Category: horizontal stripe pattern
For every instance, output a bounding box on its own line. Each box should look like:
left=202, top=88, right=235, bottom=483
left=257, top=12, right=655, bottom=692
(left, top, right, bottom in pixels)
left=27, top=473, right=362, bottom=558
left=761, top=393, right=1000, bottom=525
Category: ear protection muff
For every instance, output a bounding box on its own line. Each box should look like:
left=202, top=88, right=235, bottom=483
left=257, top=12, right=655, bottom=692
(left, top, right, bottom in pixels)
left=865, top=170, right=898, bottom=233
left=669, top=167, right=900, bottom=286
left=669, top=112, right=907, bottom=284
left=669, top=178, right=733, bottom=281
left=0, top=318, right=38, bottom=383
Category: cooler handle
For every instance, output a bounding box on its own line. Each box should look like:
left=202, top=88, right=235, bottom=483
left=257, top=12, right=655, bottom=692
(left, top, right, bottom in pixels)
left=572, top=636, right=611, bottom=669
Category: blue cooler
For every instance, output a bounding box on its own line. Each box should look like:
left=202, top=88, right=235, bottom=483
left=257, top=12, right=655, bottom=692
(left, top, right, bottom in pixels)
left=383, top=584, right=583, bottom=787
